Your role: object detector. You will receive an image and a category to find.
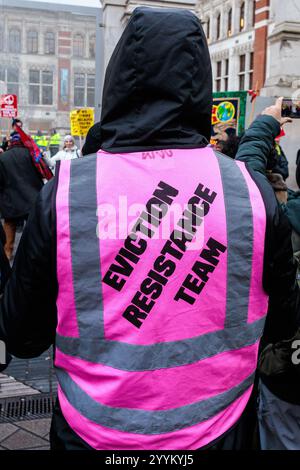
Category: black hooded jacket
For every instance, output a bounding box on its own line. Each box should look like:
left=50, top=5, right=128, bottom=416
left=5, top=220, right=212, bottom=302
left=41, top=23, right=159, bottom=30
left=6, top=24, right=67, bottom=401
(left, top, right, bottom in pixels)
left=0, top=7, right=298, bottom=449
left=100, top=8, right=212, bottom=152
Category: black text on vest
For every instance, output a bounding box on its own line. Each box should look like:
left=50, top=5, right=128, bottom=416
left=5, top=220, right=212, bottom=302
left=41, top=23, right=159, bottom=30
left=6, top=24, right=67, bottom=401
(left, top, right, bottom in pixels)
left=102, top=181, right=179, bottom=292
left=123, top=183, right=219, bottom=329
left=174, top=237, right=227, bottom=305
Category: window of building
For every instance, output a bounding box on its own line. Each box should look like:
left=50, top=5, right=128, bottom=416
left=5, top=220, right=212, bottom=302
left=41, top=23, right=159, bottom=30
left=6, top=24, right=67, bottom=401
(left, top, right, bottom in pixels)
left=87, top=74, right=95, bottom=107
left=224, top=59, right=229, bottom=91
left=9, top=28, right=21, bottom=53
left=27, top=30, right=38, bottom=54
left=239, top=54, right=246, bottom=90
left=252, top=0, right=256, bottom=27
left=0, top=66, right=19, bottom=96
left=29, top=69, right=53, bottom=105
left=240, top=2, right=245, bottom=32
left=42, top=71, right=53, bottom=104
left=249, top=52, right=254, bottom=89
left=73, top=34, right=84, bottom=58
left=227, top=8, right=232, bottom=37
left=74, top=72, right=95, bottom=107
left=216, top=13, right=221, bottom=40
left=215, top=61, right=222, bottom=92
left=45, top=32, right=55, bottom=55
left=74, top=73, right=85, bottom=107
left=89, top=35, right=96, bottom=58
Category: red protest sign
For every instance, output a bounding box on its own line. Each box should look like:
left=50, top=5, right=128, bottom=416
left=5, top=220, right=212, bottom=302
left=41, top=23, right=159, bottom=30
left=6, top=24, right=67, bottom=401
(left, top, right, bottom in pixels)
left=0, top=94, right=18, bottom=118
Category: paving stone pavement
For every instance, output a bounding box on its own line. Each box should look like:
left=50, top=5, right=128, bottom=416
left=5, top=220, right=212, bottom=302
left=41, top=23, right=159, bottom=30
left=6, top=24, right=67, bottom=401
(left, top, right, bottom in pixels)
left=0, top=227, right=54, bottom=450
left=0, top=418, right=51, bottom=450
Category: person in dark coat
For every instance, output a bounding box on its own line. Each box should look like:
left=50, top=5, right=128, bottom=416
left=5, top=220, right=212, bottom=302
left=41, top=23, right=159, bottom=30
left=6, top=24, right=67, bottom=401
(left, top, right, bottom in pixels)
left=215, top=134, right=241, bottom=159
left=0, top=132, right=44, bottom=259
left=0, top=8, right=298, bottom=450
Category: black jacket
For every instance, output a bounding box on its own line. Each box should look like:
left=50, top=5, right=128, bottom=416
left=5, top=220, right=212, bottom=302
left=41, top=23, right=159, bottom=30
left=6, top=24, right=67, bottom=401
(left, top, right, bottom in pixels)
left=0, top=145, right=44, bottom=219
left=81, top=122, right=101, bottom=156
left=0, top=7, right=298, bottom=449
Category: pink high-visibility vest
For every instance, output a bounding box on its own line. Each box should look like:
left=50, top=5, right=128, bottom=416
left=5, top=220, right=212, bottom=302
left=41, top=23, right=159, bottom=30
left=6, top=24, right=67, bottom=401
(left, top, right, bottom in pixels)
left=55, top=147, right=268, bottom=450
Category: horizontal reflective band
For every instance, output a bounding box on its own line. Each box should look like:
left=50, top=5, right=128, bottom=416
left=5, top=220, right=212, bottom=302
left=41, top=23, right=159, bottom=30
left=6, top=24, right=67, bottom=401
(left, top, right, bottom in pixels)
left=216, top=154, right=253, bottom=328
left=56, top=317, right=265, bottom=371
left=56, top=368, right=255, bottom=434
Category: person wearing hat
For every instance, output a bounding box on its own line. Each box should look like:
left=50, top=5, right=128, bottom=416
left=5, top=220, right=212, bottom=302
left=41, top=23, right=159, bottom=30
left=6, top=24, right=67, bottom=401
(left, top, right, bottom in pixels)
left=43, top=135, right=81, bottom=173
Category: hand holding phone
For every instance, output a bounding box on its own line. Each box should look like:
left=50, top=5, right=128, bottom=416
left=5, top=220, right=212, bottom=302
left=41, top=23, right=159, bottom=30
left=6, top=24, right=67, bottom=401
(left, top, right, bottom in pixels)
left=282, top=99, right=300, bottom=119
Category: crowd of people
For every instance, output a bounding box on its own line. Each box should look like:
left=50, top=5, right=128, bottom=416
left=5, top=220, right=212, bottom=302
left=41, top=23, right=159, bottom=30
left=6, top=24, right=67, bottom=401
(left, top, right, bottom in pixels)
left=0, top=7, right=299, bottom=452
left=0, top=124, right=82, bottom=260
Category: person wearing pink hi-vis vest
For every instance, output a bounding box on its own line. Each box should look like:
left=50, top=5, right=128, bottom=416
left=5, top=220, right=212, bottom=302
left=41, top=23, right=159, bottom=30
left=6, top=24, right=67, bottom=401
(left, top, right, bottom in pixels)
left=0, top=8, right=298, bottom=450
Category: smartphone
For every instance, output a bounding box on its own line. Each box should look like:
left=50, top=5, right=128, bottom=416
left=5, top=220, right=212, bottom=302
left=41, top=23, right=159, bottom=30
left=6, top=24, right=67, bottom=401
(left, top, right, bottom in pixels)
left=282, top=99, right=300, bottom=118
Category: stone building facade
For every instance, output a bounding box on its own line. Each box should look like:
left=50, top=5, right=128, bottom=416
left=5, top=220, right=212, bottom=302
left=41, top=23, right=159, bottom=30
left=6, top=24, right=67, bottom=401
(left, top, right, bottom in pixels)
left=101, top=0, right=300, bottom=98
left=0, top=0, right=97, bottom=135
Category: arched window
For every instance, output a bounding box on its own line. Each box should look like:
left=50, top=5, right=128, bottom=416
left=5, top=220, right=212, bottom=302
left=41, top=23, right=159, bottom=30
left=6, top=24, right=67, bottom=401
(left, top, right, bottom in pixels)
left=89, top=35, right=96, bottom=58
left=216, top=13, right=221, bottom=40
left=227, top=8, right=232, bottom=36
left=73, top=34, right=84, bottom=58
left=27, top=30, right=38, bottom=54
left=240, top=2, right=245, bottom=31
left=44, top=32, right=55, bottom=55
left=9, top=28, right=21, bottom=53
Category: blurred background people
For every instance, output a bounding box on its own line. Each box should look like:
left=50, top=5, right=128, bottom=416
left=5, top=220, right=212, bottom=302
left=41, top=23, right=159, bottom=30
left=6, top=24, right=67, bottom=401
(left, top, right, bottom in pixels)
left=49, top=129, right=61, bottom=158
left=215, top=134, right=241, bottom=159
left=0, top=132, right=44, bottom=260
left=44, top=135, right=80, bottom=173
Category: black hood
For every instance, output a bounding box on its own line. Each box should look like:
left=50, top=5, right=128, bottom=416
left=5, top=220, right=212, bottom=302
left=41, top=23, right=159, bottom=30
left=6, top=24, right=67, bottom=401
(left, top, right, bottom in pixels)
left=100, top=7, right=212, bottom=153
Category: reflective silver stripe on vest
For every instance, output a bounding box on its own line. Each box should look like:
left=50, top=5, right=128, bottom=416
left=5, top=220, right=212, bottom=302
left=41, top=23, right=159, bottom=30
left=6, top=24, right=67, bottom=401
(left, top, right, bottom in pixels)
left=56, top=317, right=265, bottom=371
left=216, top=153, right=253, bottom=328
left=56, top=368, right=255, bottom=434
left=69, top=156, right=104, bottom=338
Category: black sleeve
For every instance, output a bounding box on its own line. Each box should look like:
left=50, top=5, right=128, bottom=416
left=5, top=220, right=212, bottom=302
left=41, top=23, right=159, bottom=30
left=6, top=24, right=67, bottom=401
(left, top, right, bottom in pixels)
left=0, top=179, right=58, bottom=358
left=252, top=170, right=300, bottom=346
left=236, top=115, right=280, bottom=174
left=235, top=113, right=299, bottom=346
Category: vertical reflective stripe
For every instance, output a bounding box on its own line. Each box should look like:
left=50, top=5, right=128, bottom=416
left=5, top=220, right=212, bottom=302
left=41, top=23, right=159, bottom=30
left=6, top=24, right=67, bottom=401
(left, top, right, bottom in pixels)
left=216, top=154, right=253, bottom=328
left=69, top=155, right=104, bottom=338
left=56, top=160, right=80, bottom=337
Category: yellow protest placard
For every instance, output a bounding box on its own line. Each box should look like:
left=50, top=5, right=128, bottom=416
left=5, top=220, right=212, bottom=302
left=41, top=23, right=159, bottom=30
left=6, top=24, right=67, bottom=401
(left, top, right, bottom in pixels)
left=70, top=108, right=94, bottom=137
left=70, top=110, right=81, bottom=136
